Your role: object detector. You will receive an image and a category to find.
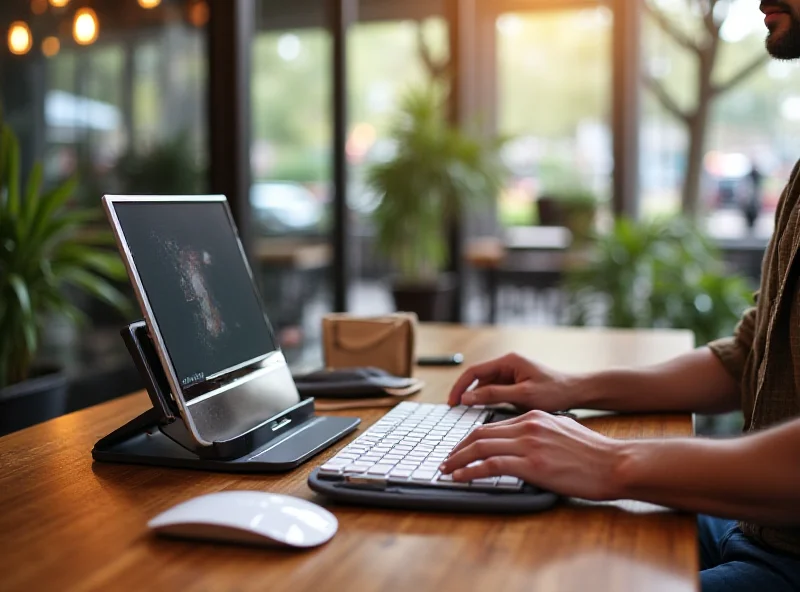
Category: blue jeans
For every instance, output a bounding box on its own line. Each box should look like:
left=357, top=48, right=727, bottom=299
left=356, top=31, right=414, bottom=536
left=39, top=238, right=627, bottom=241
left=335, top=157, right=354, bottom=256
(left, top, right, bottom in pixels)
left=699, top=515, right=800, bottom=591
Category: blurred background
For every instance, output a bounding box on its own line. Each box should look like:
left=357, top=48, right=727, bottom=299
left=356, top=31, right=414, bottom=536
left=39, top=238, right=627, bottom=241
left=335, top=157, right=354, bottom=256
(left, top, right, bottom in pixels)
left=1, top=0, right=789, bottom=435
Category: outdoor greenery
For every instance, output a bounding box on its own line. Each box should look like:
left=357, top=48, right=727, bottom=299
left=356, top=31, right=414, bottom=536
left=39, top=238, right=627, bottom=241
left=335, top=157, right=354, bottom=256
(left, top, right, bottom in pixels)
left=566, top=216, right=754, bottom=345
left=644, top=0, right=769, bottom=216
left=366, top=87, right=507, bottom=280
left=0, top=118, right=130, bottom=388
left=115, top=134, right=204, bottom=195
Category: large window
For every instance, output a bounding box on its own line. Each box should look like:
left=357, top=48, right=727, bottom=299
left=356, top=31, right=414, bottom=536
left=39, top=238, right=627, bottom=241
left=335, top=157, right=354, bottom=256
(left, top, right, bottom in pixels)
left=0, top=0, right=208, bottom=386
left=496, top=7, right=613, bottom=227
left=250, top=0, right=332, bottom=366
left=640, top=0, right=799, bottom=239
left=348, top=14, right=448, bottom=316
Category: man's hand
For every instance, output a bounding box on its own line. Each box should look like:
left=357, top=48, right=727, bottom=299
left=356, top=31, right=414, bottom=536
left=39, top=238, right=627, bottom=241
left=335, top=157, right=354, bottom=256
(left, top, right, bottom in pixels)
left=439, top=411, right=624, bottom=501
left=447, top=353, right=576, bottom=412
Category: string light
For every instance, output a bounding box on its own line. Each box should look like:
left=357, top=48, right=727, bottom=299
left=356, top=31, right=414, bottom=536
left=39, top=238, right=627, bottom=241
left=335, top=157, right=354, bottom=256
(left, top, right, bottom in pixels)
left=137, top=0, right=161, bottom=8
left=73, top=7, right=98, bottom=46
left=42, top=36, right=60, bottom=57
left=8, top=22, right=33, bottom=56
left=48, top=0, right=70, bottom=7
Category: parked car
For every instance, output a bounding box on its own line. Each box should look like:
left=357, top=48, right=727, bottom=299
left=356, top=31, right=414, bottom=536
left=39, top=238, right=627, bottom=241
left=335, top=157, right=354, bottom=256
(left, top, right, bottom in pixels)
left=249, top=181, right=326, bottom=236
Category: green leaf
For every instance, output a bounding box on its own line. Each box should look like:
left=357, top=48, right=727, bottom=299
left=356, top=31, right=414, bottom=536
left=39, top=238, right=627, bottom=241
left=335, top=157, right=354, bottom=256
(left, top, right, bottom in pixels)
left=61, top=267, right=131, bottom=316
left=22, top=162, right=43, bottom=232
left=29, top=176, right=79, bottom=242
left=8, top=273, right=36, bottom=354
left=9, top=273, right=31, bottom=317
left=53, top=245, right=128, bottom=280
left=5, top=126, right=21, bottom=216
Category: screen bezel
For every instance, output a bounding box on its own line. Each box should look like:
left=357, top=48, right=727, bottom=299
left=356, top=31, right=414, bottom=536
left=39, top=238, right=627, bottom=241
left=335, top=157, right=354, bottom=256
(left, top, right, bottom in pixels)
left=103, top=195, right=295, bottom=447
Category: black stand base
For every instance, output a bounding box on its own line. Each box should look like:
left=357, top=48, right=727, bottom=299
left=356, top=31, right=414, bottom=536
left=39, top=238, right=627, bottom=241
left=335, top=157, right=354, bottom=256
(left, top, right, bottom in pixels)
left=93, top=410, right=360, bottom=473
left=92, top=322, right=360, bottom=473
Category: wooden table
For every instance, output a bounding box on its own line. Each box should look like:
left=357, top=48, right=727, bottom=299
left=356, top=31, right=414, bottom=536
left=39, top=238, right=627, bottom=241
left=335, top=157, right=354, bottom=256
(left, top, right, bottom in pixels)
left=0, top=325, right=698, bottom=592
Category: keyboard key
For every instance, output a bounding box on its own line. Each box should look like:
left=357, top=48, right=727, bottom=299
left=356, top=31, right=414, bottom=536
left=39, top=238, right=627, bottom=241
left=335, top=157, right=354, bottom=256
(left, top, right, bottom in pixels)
left=389, top=469, right=413, bottom=479
left=411, top=469, right=438, bottom=482
left=497, top=476, right=522, bottom=490
left=367, top=464, right=396, bottom=476
left=470, top=477, right=498, bottom=486
left=343, top=463, right=374, bottom=475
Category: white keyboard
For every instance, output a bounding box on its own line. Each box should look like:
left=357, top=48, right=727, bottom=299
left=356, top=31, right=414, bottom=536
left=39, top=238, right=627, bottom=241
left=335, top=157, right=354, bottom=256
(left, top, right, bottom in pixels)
left=318, top=402, right=524, bottom=492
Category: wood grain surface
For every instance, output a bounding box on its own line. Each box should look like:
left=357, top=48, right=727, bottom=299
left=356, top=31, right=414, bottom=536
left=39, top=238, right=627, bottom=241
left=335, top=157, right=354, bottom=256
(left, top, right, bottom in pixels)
left=0, top=325, right=698, bottom=592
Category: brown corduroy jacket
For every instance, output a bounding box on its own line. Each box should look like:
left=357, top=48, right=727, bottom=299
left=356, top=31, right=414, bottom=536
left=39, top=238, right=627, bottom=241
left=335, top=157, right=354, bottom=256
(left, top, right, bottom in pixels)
left=709, top=160, right=800, bottom=557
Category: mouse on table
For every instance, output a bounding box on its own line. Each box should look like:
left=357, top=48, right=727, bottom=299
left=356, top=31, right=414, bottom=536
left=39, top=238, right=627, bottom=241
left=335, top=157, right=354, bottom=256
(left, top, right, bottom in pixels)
left=148, top=491, right=338, bottom=549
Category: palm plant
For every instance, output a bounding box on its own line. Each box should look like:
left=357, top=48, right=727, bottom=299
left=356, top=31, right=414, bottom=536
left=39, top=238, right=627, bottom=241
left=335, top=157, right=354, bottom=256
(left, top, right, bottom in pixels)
left=0, top=117, right=130, bottom=388
left=366, top=87, right=507, bottom=281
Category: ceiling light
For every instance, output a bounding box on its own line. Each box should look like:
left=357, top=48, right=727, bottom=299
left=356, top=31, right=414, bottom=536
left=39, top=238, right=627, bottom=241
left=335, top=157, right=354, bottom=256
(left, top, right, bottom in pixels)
left=42, top=36, right=60, bottom=57
left=8, top=22, right=33, bottom=56
left=73, top=7, right=98, bottom=46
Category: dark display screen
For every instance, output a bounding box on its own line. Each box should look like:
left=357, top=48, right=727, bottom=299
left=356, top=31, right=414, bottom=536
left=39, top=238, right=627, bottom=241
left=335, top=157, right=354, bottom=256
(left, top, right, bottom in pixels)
left=114, top=201, right=276, bottom=392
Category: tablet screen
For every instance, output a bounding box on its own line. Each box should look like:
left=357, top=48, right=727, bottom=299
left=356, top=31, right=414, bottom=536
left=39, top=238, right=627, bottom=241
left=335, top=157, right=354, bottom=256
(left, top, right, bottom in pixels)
left=114, top=201, right=276, bottom=393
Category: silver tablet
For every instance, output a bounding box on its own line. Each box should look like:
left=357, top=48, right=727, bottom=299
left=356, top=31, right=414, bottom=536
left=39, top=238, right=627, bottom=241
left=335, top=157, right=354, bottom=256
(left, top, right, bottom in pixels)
left=103, top=195, right=301, bottom=447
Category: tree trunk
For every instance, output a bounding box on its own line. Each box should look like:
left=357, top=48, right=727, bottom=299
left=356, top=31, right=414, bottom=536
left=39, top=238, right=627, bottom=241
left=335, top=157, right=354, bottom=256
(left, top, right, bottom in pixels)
left=681, top=41, right=718, bottom=218
left=682, top=102, right=710, bottom=217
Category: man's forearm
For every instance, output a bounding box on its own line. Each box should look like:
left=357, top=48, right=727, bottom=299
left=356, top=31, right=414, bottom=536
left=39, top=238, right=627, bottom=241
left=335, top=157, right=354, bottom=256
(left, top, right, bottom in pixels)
left=610, top=417, right=800, bottom=526
left=568, top=347, right=741, bottom=414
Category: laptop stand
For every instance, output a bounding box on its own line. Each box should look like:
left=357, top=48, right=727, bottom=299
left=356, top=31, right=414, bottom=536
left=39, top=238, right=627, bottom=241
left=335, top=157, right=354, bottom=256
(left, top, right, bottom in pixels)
left=92, top=321, right=360, bottom=473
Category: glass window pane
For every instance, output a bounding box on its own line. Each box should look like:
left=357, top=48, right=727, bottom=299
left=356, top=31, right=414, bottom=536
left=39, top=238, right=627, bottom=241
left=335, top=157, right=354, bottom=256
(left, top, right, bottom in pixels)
left=251, top=0, right=332, bottom=367
left=0, top=2, right=208, bottom=405
left=497, top=8, right=613, bottom=228
left=348, top=14, right=448, bottom=317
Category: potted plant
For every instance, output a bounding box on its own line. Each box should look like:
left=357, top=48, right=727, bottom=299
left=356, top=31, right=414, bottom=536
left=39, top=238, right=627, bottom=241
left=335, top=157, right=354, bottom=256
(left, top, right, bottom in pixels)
left=366, top=87, right=507, bottom=321
left=565, top=216, right=753, bottom=345
left=0, top=118, right=130, bottom=435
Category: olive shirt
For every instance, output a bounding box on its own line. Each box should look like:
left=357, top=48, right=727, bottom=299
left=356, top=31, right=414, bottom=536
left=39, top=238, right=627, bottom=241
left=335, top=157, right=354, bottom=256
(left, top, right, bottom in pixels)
left=709, top=160, right=800, bottom=557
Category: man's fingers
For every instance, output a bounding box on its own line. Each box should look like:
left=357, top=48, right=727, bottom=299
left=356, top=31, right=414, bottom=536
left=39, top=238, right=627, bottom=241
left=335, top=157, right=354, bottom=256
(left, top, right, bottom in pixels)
left=448, top=421, right=531, bottom=457
left=447, top=359, right=509, bottom=406
left=450, top=456, right=528, bottom=483
left=462, top=383, right=530, bottom=407
left=440, top=437, right=527, bottom=475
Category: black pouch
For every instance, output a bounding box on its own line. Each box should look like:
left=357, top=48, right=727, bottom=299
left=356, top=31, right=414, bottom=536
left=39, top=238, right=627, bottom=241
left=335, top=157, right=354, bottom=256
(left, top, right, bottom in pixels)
left=293, top=367, right=421, bottom=399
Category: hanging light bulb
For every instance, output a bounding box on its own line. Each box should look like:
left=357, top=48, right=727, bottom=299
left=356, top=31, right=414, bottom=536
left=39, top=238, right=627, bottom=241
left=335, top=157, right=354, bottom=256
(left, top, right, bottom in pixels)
left=48, top=0, right=70, bottom=7
left=73, top=7, right=98, bottom=46
left=138, top=0, right=162, bottom=8
left=42, top=36, right=60, bottom=57
left=8, top=22, right=33, bottom=56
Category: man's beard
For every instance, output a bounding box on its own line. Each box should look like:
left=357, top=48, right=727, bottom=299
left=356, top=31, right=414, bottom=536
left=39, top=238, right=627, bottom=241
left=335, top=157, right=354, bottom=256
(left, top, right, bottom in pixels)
left=765, top=4, right=800, bottom=59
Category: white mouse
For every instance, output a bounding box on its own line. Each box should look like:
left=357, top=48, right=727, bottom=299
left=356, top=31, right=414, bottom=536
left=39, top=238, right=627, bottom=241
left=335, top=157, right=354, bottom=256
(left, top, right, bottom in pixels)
left=148, top=491, right=338, bottom=549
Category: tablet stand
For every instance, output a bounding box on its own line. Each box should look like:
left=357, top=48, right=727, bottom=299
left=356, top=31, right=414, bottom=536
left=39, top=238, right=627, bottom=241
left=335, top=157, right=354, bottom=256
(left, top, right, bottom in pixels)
left=92, top=321, right=360, bottom=473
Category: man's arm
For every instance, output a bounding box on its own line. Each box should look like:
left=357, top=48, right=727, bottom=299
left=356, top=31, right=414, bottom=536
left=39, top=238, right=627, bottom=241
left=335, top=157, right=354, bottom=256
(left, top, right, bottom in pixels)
left=451, top=305, right=756, bottom=415
left=569, top=302, right=758, bottom=414
left=441, top=412, right=800, bottom=526
left=615, top=417, right=800, bottom=526
left=567, top=347, right=741, bottom=414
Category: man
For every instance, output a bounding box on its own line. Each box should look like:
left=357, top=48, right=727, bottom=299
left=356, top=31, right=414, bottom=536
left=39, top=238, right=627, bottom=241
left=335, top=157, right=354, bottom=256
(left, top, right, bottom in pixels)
left=441, top=2, right=800, bottom=590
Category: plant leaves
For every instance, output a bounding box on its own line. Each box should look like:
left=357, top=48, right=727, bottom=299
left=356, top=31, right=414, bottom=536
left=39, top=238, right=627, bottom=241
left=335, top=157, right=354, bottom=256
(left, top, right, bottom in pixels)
left=22, top=162, right=43, bottom=233
left=8, top=273, right=36, bottom=354
left=29, top=176, right=79, bottom=242
left=61, top=267, right=131, bottom=316
left=5, top=125, right=21, bottom=216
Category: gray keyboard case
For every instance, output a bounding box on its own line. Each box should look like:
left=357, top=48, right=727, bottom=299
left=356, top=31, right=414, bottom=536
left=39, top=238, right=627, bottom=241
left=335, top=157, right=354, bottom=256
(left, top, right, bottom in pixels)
left=308, top=469, right=560, bottom=513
